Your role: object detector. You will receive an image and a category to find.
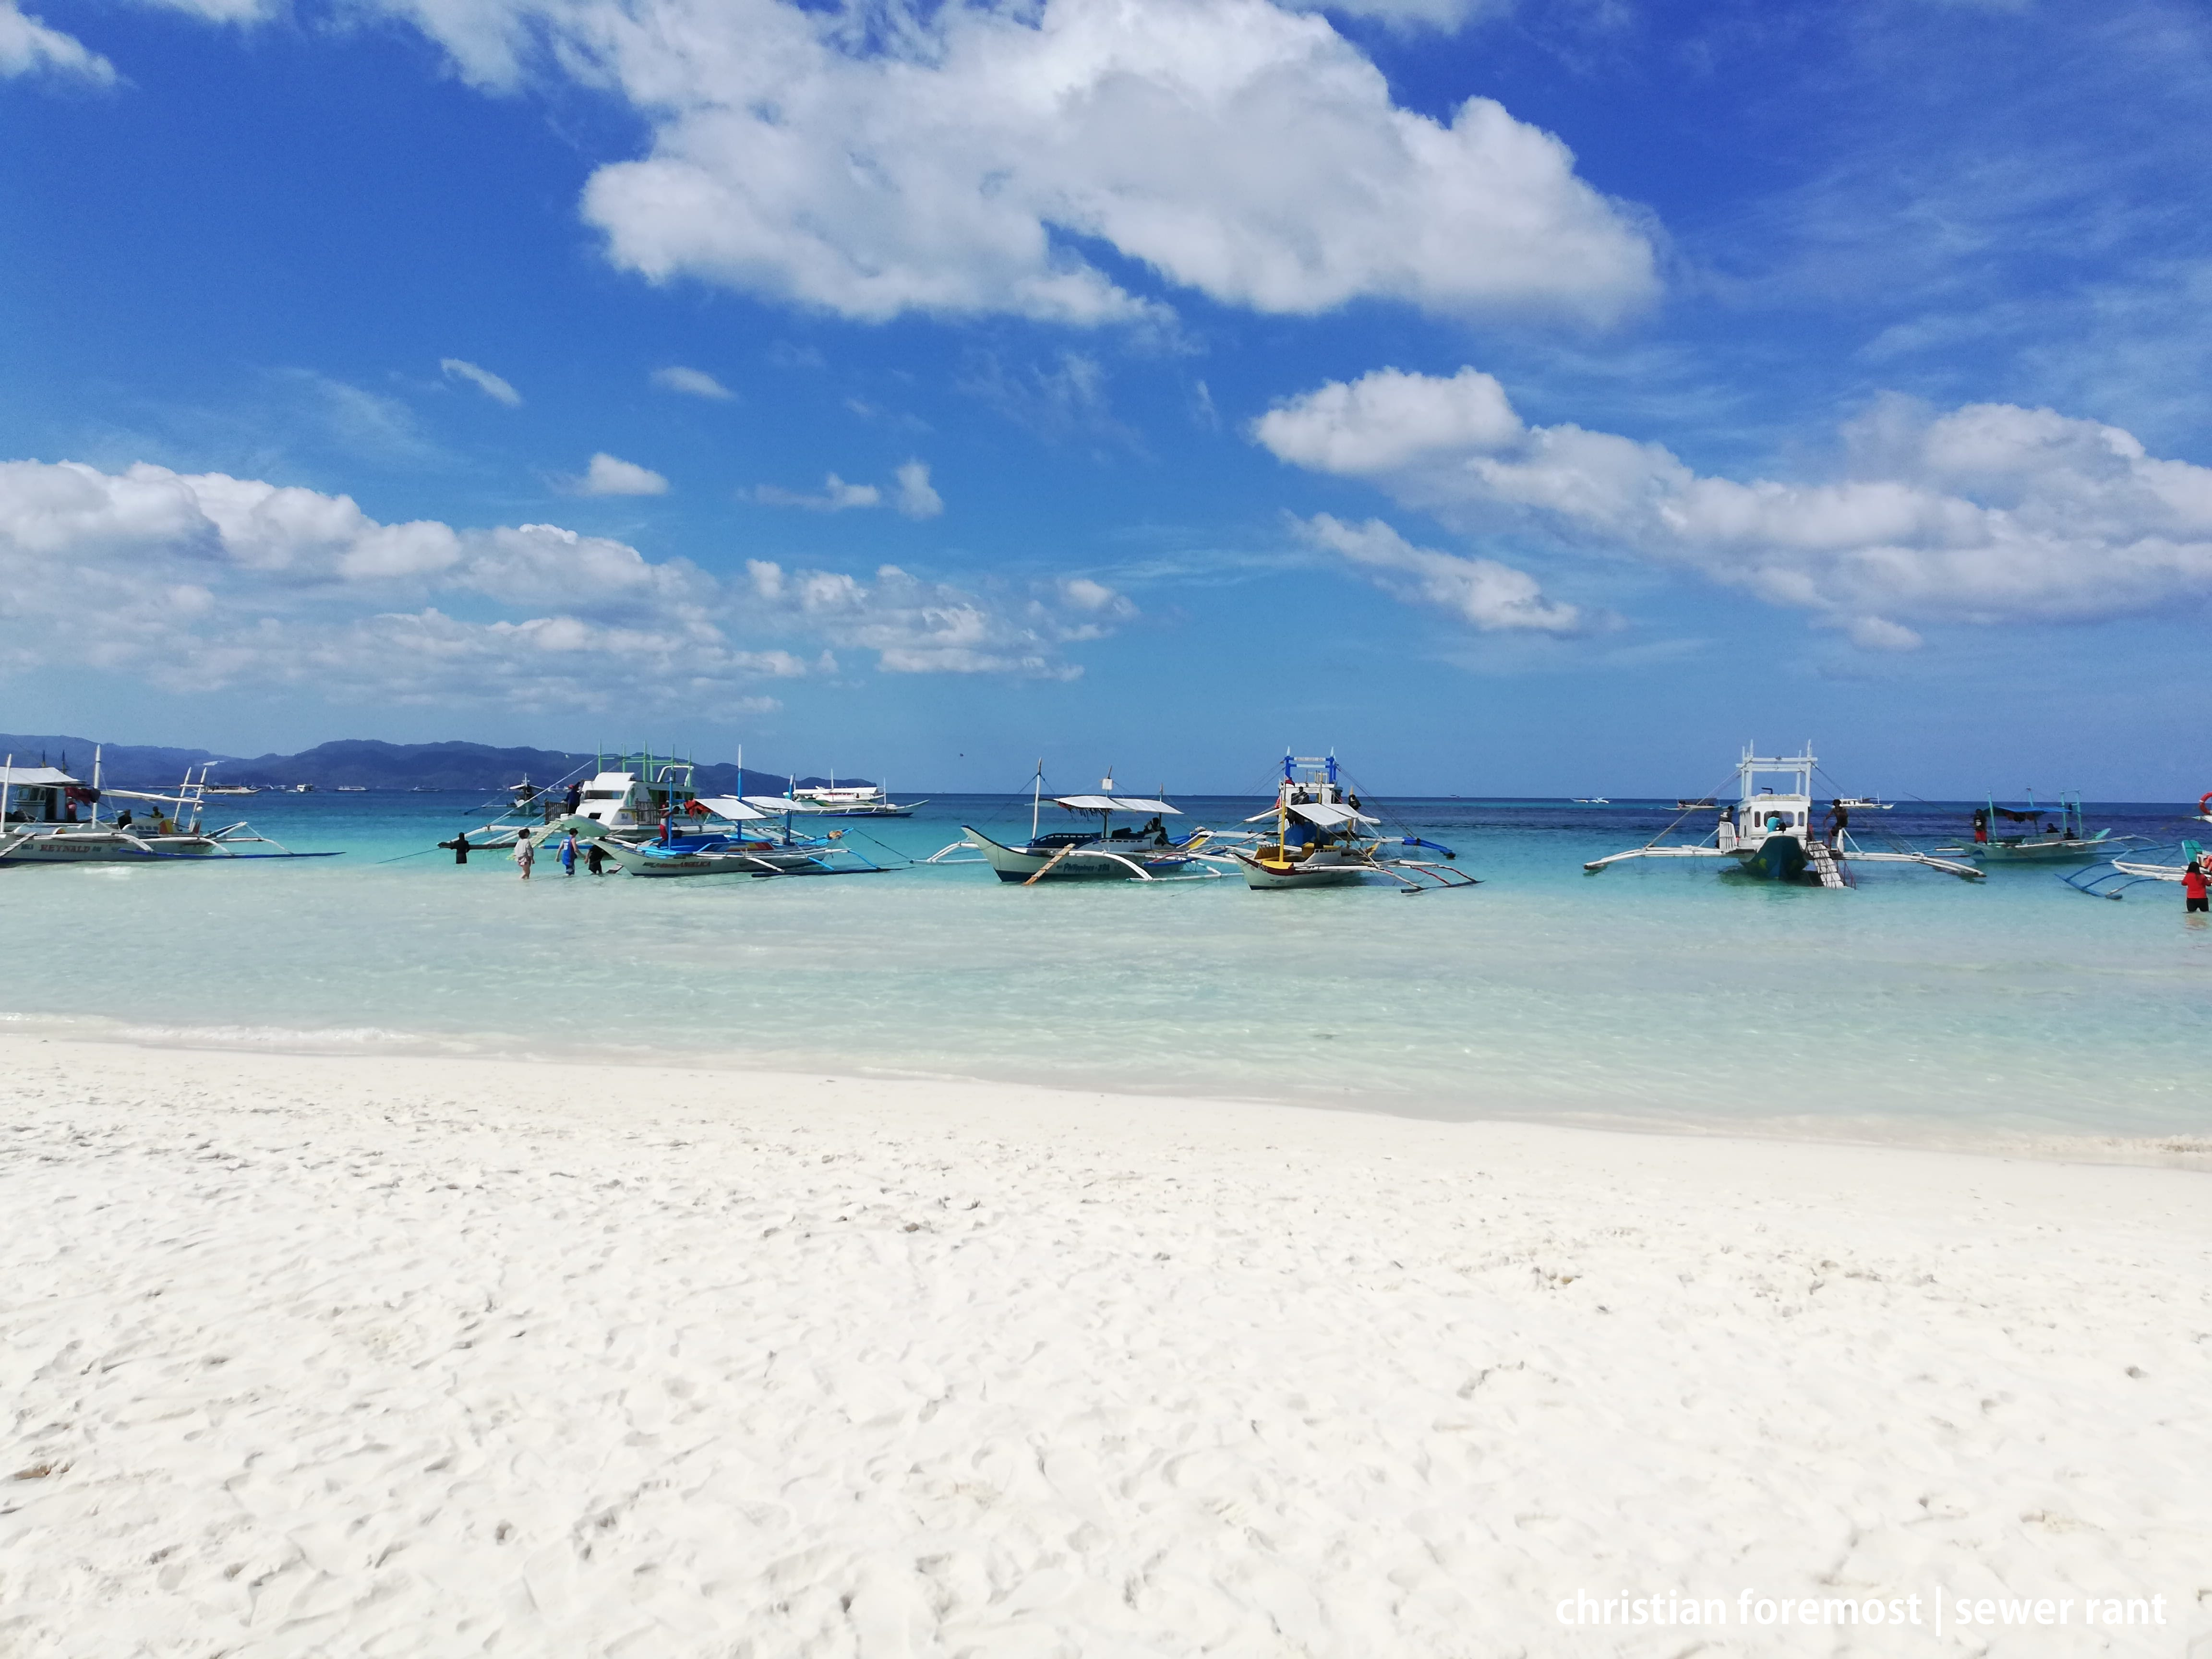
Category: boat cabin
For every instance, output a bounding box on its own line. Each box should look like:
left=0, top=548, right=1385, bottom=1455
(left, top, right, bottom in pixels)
left=1715, top=748, right=1816, bottom=853
left=0, top=764, right=87, bottom=825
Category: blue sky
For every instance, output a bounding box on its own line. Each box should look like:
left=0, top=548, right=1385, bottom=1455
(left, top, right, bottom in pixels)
left=3, top=0, right=2209, bottom=797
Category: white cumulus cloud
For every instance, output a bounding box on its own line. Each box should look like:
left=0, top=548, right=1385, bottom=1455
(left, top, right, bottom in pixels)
left=0, top=457, right=1111, bottom=698
left=0, top=0, right=114, bottom=81
left=891, top=461, right=943, bottom=521
left=208, top=0, right=1652, bottom=328
left=1258, top=369, right=2212, bottom=644
left=441, top=357, right=522, bottom=407
left=651, top=365, right=733, bottom=400
left=575, top=453, right=670, bottom=496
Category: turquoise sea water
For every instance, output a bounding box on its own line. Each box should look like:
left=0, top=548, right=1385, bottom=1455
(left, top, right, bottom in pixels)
left=5, top=792, right=2209, bottom=1153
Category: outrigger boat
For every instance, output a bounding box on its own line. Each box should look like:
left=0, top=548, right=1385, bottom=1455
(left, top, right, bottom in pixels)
left=1584, top=745, right=1984, bottom=887
left=590, top=795, right=889, bottom=879
left=1226, top=754, right=1477, bottom=894
left=0, top=751, right=334, bottom=866
left=778, top=778, right=927, bottom=818
left=947, top=769, right=1217, bottom=883
left=1936, top=792, right=2137, bottom=864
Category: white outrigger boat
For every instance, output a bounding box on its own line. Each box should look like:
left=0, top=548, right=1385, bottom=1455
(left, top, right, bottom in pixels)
left=945, top=769, right=1217, bottom=883
left=1226, top=754, right=1477, bottom=893
left=779, top=778, right=927, bottom=818
left=1584, top=745, right=1983, bottom=887
left=1936, top=792, right=2138, bottom=865
left=0, top=751, right=334, bottom=866
left=590, top=795, right=889, bottom=879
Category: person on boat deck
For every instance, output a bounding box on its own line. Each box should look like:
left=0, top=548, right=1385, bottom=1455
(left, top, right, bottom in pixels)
left=115, top=809, right=132, bottom=829
left=451, top=830, right=471, bottom=866
left=1139, top=814, right=1166, bottom=844
left=586, top=839, right=606, bottom=877
left=1765, top=811, right=1785, bottom=832
left=2183, top=857, right=2209, bottom=914
left=559, top=831, right=578, bottom=876
left=564, top=781, right=582, bottom=816
left=1972, top=807, right=1991, bottom=843
left=1826, top=799, right=1849, bottom=847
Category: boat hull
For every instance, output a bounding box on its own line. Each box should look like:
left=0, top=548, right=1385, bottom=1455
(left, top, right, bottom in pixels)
left=1231, top=850, right=1376, bottom=890
left=0, top=831, right=226, bottom=864
left=1963, top=840, right=2108, bottom=864
left=1730, top=835, right=1811, bottom=882
left=962, top=827, right=1193, bottom=882
left=595, top=839, right=825, bottom=878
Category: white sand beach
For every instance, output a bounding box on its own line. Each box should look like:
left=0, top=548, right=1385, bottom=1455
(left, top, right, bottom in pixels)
left=3, top=1033, right=2207, bottom=1658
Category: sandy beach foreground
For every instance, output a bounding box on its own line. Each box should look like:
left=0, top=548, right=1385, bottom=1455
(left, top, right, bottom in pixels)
left=2, top=1036, right=2207, bottom=1657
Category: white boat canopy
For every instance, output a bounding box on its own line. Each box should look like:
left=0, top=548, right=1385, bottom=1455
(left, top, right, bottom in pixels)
left=1053, top=795, right=1180, bottom=815
left=740, top=795, right=835, bottom=815
left=686, top=796, right=772, bottom=822
left=0, top=766, right=81, bottom=787
left=1242, top=801, right=1379, bottom=827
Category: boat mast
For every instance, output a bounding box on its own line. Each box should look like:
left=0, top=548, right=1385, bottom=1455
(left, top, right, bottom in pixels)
left=1031, top=759, right=1043, bottom=842
left=89, top=745, right=102, bottom=825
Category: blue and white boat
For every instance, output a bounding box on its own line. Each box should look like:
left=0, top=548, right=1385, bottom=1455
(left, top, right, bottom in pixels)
left=1584, top=744, right=1983, bottom=887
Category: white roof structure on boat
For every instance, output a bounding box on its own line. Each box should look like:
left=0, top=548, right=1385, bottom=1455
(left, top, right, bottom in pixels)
left=0, top=766, right=80, bottom=787
left=1287, top=801, right=1377, bottom=828
left=1053, top=795, right=1180, bottom=815
left=741, top=795, right=834, bottom=814
left=1241, top=802, right=1380, bottom=827
left=687, top=796, right=771, bottom=822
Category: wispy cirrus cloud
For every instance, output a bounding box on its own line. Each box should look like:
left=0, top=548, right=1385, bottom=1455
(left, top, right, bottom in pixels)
left=0, top=0, right=114, bottom=82
left=754, top=461, right=944, bottom=520
left=650, top=365, right=733, bottom=400
left=440, top=357, right=522, bottom=407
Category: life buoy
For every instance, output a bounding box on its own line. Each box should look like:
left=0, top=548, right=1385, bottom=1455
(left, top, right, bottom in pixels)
left=2200, top=791, right=2211, bottom=817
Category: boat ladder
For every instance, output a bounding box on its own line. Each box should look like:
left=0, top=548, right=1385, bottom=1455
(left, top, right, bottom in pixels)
left=1806, top=840, right=1854, bottom=889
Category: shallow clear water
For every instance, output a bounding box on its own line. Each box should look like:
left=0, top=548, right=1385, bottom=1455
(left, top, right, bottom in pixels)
left=6, top=792, right=2209, bottom=1150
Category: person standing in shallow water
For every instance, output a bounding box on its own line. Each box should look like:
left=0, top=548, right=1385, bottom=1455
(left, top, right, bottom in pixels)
left=516, top=833, right=535, bottom=881
left=2184, top=855, right=2209, bottom=916
left=560, top=831, right=578, bottom=877
left=586, top=840, right=605, bottom=877
left=450, top=830, right=471, bottom=866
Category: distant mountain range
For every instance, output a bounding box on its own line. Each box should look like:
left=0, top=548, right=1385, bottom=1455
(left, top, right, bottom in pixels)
left=0, top=734, right=862, bottom=795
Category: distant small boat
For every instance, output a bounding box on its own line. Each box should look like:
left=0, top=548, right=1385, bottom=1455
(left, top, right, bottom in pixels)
left=1674, top=797, right=1716, bottom=809
left=782, top=778, right=927, bottom=817
left=1836, top=796, right=1892, bottom=811
left=1573, top=797, right=1611, bottom=805
left=335, top=785, right=367, bottom=793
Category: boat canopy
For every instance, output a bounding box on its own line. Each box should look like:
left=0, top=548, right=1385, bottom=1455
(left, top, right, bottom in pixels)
left=1242, top=801, right=1378, bottom=827
left=740, top=795, right=835, bottom=815
left=686, top=796, right=772, bottom=822
left=1054, top=794, right=1180, bottom=815
left=0, top=766, right=80, bottom=787
left=1287, top=801, right=1377, bottom=828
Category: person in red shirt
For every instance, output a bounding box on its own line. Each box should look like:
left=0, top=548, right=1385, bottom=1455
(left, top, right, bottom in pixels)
left=2185, top=856, right=2209, bottom=915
